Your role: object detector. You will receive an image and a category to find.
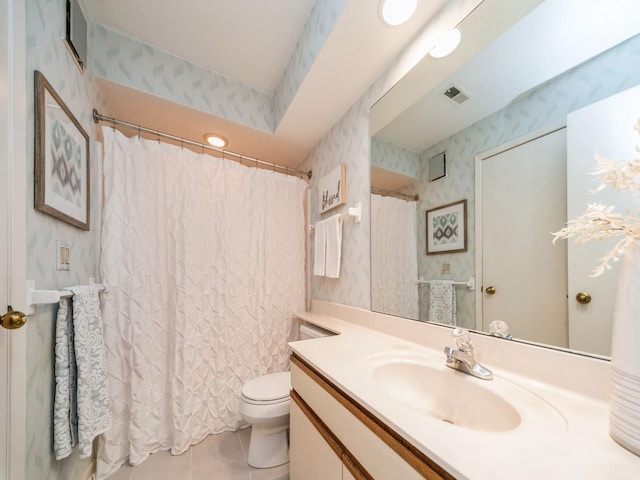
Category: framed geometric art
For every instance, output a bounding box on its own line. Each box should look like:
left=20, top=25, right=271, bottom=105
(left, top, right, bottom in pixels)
left=426, top=199, right=467, bottom=254
left=34, top=70, right=90, bottom=230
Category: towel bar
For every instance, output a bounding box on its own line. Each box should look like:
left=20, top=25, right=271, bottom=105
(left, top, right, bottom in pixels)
left=26, top=279, right=107, bottom=314
left=417, top=277, right=475, bottom=291
left=309, top=202, right=361, bottom=231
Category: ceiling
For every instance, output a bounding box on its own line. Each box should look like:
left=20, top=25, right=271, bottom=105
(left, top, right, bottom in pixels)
left=372, top=0, right=640, bottom=155
left=81, top=0, right=448, bottom=168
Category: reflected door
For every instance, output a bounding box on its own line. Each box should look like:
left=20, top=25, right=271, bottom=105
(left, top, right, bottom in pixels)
left=481, top=129, right=568, bottom=346
left=566, top=85, right=640, bottom=356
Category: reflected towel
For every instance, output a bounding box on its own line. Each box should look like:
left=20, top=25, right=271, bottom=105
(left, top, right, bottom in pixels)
left=325, top=214, right=343, bottom=278
left=429, top=280, right=457, bottom=326
left=313, top=219, right=327, bottom=276
left=54, top=297, right=79, bottom=460
left=68, top=285, right=112, bottom=459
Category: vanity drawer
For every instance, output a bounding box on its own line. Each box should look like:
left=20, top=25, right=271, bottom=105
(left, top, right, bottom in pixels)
left=290, top=354, right=453, bottom=480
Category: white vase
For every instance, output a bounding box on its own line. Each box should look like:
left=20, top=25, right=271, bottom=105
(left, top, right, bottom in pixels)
left=609, top=242, right=640, bottom=457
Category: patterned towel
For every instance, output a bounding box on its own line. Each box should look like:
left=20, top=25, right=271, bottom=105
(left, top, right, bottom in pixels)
left=54, top=285, right=112, bottom=460
left=428, top=280, right=457, bottom=326
left=68, top=285, right=112, bottom=459
left=54, top=297, right=79, bottom=460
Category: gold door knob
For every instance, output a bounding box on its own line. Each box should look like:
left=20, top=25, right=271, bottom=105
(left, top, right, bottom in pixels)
left=1, top=306, right=27, bottom=329
left=576, top=292, right=592, bottom=304
left=485, top=286, right=496, bottom=295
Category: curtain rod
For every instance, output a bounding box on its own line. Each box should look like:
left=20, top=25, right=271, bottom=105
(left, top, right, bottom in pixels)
left=92, top=109, right=312, bottom=179
left=371, top=186, right=418, bottom=202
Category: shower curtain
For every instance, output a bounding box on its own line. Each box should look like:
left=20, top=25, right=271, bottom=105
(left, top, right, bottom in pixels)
left=96, top=127, right=306, bottom=478
left=371, top=194, right=419, bottom=319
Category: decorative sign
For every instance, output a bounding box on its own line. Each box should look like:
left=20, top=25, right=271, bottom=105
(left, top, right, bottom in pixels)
left=318, top=164, right=346, bottom=214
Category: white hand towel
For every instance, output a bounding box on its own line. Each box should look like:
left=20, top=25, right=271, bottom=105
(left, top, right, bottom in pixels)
left=68, top=285, right=112, bottom=459
left=325, top=214, right=344, bottom=278
left=428, top=280, right=457, bottom=326
left=313, top=219, right=327, bottom=276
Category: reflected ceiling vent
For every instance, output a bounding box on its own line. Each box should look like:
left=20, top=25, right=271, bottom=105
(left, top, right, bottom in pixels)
left=441, top=84, right=471, bottom=106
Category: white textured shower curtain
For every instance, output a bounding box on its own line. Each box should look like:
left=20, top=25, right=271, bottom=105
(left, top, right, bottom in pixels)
left=96, top=128, right=306, bottom=478
left=371, top=194, right=419, bottom=319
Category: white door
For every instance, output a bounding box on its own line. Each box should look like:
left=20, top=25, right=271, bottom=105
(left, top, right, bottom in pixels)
left=480, top=129, right=568, bottom=347
left=566, top=85, right=640, bottom=356
left=0, top=0, right=27, bottom=478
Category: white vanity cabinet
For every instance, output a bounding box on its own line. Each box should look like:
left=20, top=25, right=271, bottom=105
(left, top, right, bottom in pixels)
left=290, top=354, right=452, bottom=480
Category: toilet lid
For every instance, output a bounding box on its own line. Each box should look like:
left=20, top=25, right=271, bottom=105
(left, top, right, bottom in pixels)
left=242, top=372, right=291, bottom=402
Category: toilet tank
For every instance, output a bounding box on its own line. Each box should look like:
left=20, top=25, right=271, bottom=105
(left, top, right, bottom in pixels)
left=299, top=322, right=335, bottom=340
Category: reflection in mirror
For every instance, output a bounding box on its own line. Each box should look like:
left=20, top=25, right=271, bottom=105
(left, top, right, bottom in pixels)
left=370, top=0, right=640, bottom=357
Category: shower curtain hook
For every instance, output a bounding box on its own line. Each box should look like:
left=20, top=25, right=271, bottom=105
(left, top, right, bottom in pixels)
left=137, top=125, right=141, bottom=139
left=111, top=117, right=115, bottom=131
left=255, top=157, right=258, bottom=170
left=156, top=130, right=161, bottom=144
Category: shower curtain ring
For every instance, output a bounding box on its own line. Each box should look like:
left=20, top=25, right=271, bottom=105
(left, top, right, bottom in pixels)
left=137, top=125, right=141, bottom=139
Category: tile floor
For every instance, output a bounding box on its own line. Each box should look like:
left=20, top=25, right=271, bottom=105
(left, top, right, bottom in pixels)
left=107, top=428, right=289, bottom=480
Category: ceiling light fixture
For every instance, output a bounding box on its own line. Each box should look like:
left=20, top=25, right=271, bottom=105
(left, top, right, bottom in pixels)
left=429, top=29, right=461, bottom=58
left=204, top=133, right=228, bottom=148
left=379, top=0, right=417, bottom=26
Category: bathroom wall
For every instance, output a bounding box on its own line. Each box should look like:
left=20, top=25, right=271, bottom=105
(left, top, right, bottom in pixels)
left=370, top=137, right=420, bottom=179
left=91, top=24, right=275, bottom=133
left=273, top=0, right=348, bottom=125
left=25, top=0, right=107, bottom=478
left=417, top=33, right=640, bottom=326
left=302, top=0, right=482, bottom=309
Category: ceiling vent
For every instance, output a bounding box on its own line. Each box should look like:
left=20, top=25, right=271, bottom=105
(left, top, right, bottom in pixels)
left=441, top=84, right=471, bottom=106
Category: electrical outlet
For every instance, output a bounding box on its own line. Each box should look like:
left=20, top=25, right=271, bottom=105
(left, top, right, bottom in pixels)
left=57, top=241, right=70, bottom=271
left=441, top=262, right=451, bottom=274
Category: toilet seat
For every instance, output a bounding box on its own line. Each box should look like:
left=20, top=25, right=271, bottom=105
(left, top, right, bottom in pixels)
left=241, top=372, right=290, bottom=405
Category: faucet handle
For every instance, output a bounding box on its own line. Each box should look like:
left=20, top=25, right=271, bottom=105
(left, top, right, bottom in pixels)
left=452, top=327, right=472, bottom=352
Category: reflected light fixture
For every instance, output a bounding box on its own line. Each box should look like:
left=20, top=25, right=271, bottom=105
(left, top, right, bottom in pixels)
left=379, top=0, right=417, bottom=26
left=429, top=29, right=461, bottom=58
left=204, top=133, right=228, bottom=148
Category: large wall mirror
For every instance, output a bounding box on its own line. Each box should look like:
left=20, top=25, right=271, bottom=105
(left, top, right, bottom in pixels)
left=370, top=0, right=640, bottom=357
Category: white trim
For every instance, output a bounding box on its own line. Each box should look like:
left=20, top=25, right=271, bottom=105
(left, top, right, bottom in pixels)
left=474, top=121, right=566, bottom=333
left=1, top=0, right=28, bottom=478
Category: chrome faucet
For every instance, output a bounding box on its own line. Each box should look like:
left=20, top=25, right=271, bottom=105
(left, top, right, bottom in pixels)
left=444, top=327, right=493, bottom=380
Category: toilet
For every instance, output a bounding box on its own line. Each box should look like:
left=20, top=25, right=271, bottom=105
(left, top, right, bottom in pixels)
left=239, top=322, right=333, bottom=468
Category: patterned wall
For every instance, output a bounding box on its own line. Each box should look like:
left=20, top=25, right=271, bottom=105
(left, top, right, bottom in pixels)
left=303, top=0, right=481, bottom=309
left=370, top=137, right=420, bottom=178
left=417, top=33, right=640, bottom=327
left=25, top=0, right=107, bottom=478
left=91, top=25, right=275, bottom=133
left=273, top=0, right=347, bottom=126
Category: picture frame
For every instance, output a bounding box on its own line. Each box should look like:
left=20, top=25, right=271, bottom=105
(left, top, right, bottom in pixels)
left=34, top=70, right=90, bottom=230
left=426, top=199, right=467, bottom=254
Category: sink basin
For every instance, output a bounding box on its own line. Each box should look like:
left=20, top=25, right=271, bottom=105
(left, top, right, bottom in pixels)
left=360, top=348, right=566, bottom=434
left=371, top=359, right=521, bottom=432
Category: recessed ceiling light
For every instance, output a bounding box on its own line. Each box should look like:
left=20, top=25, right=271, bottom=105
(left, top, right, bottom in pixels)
left=379, top=0, right=417, bottom=26
left=429, top=29, right=461, bottom=58
left=204, top=133, right=228, bottom=148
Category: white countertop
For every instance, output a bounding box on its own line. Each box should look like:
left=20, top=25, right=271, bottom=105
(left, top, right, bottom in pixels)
left=289, top=309, right=640, bottom=479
